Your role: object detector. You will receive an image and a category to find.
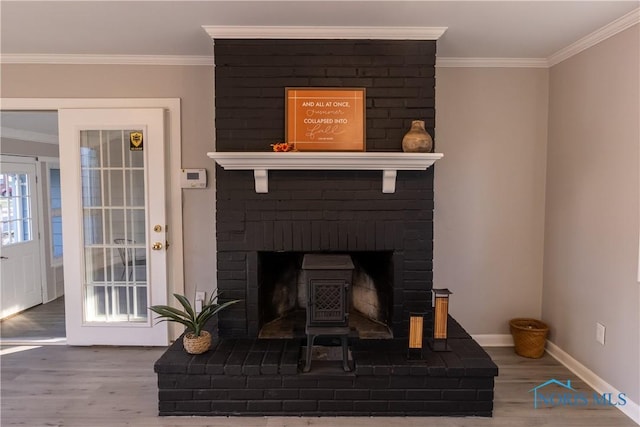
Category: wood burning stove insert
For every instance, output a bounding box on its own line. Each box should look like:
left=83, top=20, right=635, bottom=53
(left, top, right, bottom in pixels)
left=257, top=251, right=393, bottom=340
left=302, top=253, right=353, bottom=372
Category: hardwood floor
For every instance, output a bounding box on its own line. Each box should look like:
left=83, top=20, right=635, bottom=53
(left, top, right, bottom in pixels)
left=0, top=346, right=636, bottom=427
left=0, top=297, right=66, bottom=342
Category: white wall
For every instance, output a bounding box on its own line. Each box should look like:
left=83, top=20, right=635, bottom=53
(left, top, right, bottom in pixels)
left=544, top=25, right=640, bottom=403
left=3, top=63, right=551, bottom=337
left=434, top=67, right=549, bottom=334
left=1, top=64, right=216, bottom=299
left=1, top=138, right=60, bottom=158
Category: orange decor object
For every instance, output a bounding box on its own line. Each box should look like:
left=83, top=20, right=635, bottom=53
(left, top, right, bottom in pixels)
left=270, top=142, right=295, bottom=152
left=409, top=315, right=424, bottom=349
left=285, top=87, right=366, bottom=151
left=430, top=288, right=452, bottom=351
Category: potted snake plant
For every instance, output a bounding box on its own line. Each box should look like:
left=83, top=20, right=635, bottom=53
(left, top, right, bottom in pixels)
left=150, top=292, right=240, bottom=354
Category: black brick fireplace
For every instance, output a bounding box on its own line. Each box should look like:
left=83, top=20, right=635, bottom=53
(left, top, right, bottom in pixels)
left=213, top=39, right=438, bottom=339
left=154, top=37, right=498, bottom=417
left=216, top=168, right=435, bottom=339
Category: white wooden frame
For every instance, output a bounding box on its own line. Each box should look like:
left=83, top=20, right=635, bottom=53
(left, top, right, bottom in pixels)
left=0, top=154, right=44, bottom=315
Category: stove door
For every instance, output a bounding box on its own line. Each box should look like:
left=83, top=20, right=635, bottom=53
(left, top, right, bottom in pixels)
left=308, top=279, right=348, bottom=326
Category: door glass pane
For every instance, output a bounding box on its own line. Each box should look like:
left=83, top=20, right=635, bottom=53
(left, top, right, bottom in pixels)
left=127, top=170, right=145, bottom=207
left=105, top=208, right=124, bottom=245
left=85, top=247, right=106, bottom=282
left=125, top=145, right=144, bottom=168
left=107, top=170, right=125, bottom=206
left=81, top=130, right=102, bottom=164
left=106, top=130, right=124, bottom=169
left=80, top=129, right=148, bottom=323
left=129, top=209, right=146, bottom=243
left=83, top=209, right=104, bottom=245
left=0, top=171, right=33, bottom=246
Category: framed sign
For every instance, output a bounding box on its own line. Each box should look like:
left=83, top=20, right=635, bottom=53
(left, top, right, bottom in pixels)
left=285, top=88, right=366, bottom=151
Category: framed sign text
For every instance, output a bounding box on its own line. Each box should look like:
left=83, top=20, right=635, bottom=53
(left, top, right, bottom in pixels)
left=285, top=88, right=366, bottom=151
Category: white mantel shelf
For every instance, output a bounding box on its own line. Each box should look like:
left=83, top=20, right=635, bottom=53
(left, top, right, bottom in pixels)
left=207, top=152, right=443, bottom=194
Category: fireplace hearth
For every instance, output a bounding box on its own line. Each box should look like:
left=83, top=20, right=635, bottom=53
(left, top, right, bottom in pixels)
left=154, top=317, right=498, bottom=416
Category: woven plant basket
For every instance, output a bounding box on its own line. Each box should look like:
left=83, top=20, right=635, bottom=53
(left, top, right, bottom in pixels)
left=509, top=318, right=549, bottom=359
left=183, top=330, right=212, bottom=355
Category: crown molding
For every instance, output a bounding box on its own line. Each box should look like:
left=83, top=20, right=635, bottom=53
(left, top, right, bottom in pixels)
left=0, top=54, right=213, bottom=66
left=436, top=57, right=549, bottom=68
left=203, top=25, right=447, bottom=40
left=548, top=7, right=640, bottom=67
left=2, top=9, right=636, bottom=68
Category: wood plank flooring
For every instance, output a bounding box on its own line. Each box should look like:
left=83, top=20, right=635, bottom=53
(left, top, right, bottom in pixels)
left=0, top=345, right=636, bottom=427
left=0, top=297, right=66, bottom=341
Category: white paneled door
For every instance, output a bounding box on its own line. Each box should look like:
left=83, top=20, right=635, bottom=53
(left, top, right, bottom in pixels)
left=58, top=109, right=168, bottom=345
left=0, top=157, right=43, bottom=319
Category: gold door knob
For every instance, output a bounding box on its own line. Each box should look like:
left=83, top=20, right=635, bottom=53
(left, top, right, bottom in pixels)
left=153, top=225, right=163, bottom=232
left=152, top=242, right=163, bottom=250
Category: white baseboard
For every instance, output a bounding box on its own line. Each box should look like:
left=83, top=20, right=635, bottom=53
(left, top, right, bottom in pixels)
left=546, top=341, right=640, bottom=426
left=473, top=334, right=514, bottom=347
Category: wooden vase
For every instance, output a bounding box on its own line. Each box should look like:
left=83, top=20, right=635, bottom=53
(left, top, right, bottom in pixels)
left=402, top=120, right=433, bottom=153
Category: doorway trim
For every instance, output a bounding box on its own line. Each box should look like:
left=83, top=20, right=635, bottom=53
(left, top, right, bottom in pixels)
left=36, top=156, right=62, bottom=304
left=1, top=98, right=184, bottom=341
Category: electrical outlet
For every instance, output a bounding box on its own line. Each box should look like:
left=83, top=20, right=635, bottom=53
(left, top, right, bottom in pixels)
left=195, top=291, right=206, bottom=314
left=596, top=323, right=606, bottom=346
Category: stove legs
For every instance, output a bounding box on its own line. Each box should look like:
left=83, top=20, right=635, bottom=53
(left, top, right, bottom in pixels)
left=303, top=327, right=351, bottom=373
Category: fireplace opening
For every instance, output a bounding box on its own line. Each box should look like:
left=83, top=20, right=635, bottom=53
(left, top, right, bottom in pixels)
left=257, top=251, right=394, bottom=339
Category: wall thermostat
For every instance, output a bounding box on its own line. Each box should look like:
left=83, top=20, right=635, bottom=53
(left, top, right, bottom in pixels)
left=181, top=168, right=207, bottom=189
